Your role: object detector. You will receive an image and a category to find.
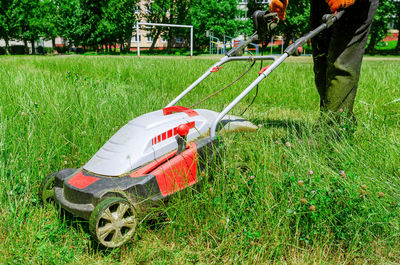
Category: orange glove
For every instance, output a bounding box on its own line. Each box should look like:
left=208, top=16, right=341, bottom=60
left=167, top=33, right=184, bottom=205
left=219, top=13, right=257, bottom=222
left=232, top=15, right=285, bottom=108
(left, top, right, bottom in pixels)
left=270, top=0, right=288, bottom=20
left=325, top=0, right=355, bottom=12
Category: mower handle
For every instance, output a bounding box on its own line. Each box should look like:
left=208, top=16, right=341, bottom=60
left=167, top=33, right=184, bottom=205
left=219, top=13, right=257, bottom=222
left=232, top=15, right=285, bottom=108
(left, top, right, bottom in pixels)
left=209, top=11, right=345, bottom=137
left=168, top=11, right=345, bottom=137
left=165, top=55, right=277, bottom=108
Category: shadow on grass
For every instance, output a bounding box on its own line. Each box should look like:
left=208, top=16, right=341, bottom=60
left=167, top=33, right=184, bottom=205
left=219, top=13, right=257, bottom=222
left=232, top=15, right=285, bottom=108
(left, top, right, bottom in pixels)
left=252, top=118, right=310, bottom=137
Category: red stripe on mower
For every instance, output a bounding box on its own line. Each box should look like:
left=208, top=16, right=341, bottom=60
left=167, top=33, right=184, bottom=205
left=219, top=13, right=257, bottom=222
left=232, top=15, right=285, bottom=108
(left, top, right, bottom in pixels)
left=152, top=122, right=196, bottom=146
left=68, top=171, right=99, bottom=189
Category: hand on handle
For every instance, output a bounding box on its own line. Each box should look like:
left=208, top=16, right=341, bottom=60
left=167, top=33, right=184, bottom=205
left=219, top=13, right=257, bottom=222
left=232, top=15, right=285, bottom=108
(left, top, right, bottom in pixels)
left=326, top=0, right=355, bottom=12
left=270, top=0, right=288, bottom=20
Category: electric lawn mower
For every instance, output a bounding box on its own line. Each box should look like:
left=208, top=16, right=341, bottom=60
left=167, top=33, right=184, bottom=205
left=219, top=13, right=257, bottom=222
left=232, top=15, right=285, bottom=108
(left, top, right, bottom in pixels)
left=40, top=10, right=344, bottom=248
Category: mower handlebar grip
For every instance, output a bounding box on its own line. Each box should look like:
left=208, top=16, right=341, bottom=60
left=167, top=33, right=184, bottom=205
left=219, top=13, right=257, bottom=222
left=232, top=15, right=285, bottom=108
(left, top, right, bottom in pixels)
left=322, top=10, right=345, bottom=27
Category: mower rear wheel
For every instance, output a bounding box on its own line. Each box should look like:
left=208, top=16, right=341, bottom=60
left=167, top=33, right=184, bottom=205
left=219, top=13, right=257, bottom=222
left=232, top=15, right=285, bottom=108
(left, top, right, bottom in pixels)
left=39, top=173, right=56, bottom=206
left=89, top=197, right=137, bottom=248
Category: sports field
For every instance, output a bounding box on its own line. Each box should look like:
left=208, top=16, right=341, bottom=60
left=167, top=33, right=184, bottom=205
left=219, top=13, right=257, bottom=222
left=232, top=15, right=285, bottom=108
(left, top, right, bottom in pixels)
left=1, top=55, right=400, bottom=264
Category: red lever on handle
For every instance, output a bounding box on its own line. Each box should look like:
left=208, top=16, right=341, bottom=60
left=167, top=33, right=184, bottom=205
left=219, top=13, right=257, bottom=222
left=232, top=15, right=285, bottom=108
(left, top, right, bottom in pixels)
left=211, top=67, right=223, bottom=72
left=258, top=65, right=271, bottom=75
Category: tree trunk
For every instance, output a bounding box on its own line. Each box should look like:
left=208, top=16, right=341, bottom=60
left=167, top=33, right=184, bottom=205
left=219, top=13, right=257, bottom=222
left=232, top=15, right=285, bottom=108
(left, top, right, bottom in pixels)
left=31, top=39, right=35, bottom=55
left=167, top=31, right=173, bottom=54
left=24, top=40, right=29, bottom=54
left=126, top=39, right=131, bottom=53
left=5, top=39, right=9, bottom=55
left=367, top=31, right=377, bottom=53
left=52, top=38, right=56, bottom=52
left=396, top=37, right=400, bottom=51
left=149, top=29, right=161, bottom=52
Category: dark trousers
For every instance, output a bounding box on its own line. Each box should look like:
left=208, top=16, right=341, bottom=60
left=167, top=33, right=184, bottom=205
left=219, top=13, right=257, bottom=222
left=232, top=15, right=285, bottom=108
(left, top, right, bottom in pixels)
left=310, top=0, right=379, bottom=118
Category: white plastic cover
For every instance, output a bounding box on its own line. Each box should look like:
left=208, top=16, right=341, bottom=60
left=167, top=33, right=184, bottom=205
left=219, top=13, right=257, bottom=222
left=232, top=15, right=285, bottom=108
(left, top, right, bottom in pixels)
left=83, top=109, right=256, bottom=176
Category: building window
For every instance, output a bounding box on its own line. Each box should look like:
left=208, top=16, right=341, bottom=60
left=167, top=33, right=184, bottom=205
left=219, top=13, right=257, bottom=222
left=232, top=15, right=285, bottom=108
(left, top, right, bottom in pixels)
left=131, top=35, right=141, bottom=42
left=176, top=36, right=184, bottom=44
left=147, top=35, right=153, bottom=42
left=134, top=6, right=140, bottom=14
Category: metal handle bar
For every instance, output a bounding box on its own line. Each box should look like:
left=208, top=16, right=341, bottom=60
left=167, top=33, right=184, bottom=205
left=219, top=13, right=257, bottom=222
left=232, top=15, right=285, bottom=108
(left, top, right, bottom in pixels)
left=165, top=55, right=277, bottom=108
left=226, top=33, right=259, bottom=57
left=209, top=11, right=345, bottom=137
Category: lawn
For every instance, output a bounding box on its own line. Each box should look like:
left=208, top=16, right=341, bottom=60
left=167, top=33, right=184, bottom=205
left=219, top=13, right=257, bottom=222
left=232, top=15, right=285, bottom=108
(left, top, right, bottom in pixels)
left=1, top=55, right=400, bottom=264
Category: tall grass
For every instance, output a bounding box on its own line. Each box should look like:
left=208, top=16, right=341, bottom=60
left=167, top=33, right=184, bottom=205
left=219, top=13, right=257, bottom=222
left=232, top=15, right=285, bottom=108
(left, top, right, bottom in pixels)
left=0, top=55, right=399, bottom=264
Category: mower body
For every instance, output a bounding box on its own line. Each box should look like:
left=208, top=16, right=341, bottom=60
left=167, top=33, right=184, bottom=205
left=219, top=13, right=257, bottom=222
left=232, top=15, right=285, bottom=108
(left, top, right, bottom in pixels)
left=53, top=106, right=254, bottom=220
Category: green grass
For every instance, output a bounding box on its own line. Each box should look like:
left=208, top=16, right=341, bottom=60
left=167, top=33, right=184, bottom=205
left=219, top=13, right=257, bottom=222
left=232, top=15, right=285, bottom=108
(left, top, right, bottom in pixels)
left=1, top=55, right=400, bottom=264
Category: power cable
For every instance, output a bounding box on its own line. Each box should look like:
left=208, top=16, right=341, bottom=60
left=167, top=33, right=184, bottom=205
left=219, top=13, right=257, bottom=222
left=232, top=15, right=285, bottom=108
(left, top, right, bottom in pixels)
left=190, top=57, right=256, bottom=109
left=240, top=39, right=266, bottom=116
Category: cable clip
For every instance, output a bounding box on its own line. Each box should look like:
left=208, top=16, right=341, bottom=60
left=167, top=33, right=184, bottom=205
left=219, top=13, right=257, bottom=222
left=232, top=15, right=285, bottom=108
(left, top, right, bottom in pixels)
left=258, top=65, right=271, bottom=75
left=211, top=67, right=223, bottom=72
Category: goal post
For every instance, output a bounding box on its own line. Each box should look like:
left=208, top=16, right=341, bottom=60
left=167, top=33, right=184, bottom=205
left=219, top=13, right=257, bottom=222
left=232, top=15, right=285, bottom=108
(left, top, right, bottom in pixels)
left=135, top=22, right=194, bottom=58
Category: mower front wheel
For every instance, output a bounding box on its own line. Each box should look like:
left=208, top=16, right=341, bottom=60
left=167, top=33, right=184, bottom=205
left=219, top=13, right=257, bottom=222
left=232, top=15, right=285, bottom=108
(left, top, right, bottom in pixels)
left=89, top=197, right=137, bottom=248
left=39, top=173, right=56, bottom=206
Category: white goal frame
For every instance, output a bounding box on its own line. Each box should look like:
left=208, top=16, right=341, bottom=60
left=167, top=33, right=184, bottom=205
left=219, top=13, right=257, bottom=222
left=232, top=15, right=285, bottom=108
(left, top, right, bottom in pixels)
left=135, top=22, right=194, bottom=57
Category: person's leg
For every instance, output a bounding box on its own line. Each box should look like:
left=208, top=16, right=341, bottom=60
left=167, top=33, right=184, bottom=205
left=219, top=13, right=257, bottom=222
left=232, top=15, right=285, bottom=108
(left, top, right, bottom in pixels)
left=310, top=0, right=332, bottom=110
left=324, top=0, right=379, bottom=119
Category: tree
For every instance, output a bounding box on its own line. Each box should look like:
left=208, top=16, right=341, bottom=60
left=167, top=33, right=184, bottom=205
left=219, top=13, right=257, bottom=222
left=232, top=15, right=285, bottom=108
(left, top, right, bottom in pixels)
left=189, top=0, right=239, bottom=48
left=367, top=0, right=396, bottom=53
left=39, top=0, right=59, bottom=52
left=0, top=0, right=20, bottom=54
left=78, top=0, right=108, bottom=49
left=143, top=0, right=190, bottom=53
left=12, top=0, right=42, bottom=54
left=52, top=0, right=83, bottom=50
left=97, top=0, right=138, bottom=52
left=394, top=0, right=400, bottom=51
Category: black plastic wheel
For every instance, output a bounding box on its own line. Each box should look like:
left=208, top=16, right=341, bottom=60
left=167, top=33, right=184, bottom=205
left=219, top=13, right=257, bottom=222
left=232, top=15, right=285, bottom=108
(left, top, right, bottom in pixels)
left=89, top=197, right=137, bottom=248
left=39, top=173, right=56, bottom=206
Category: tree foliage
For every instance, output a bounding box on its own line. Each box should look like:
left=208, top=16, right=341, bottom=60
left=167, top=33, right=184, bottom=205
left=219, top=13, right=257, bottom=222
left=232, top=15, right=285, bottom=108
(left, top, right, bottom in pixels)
left=277, top=0, right=310, bottom=48
left=367, top=0, right=397, bottom=52
left=0, top=0, right=20, bottom=53
left=0, top=0, right=398, bottom=54
left=97, top=0, right=138, bottom=52
left=189, top=0, right=239, bottom=47
left=144, top=0, right=190, bottom=52
left=393, top=0, right=400, bottom=50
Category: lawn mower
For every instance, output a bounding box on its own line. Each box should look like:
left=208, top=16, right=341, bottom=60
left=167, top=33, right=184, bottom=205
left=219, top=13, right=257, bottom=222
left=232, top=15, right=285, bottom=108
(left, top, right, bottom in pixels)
left=40, top=10, right=344, bottom=248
